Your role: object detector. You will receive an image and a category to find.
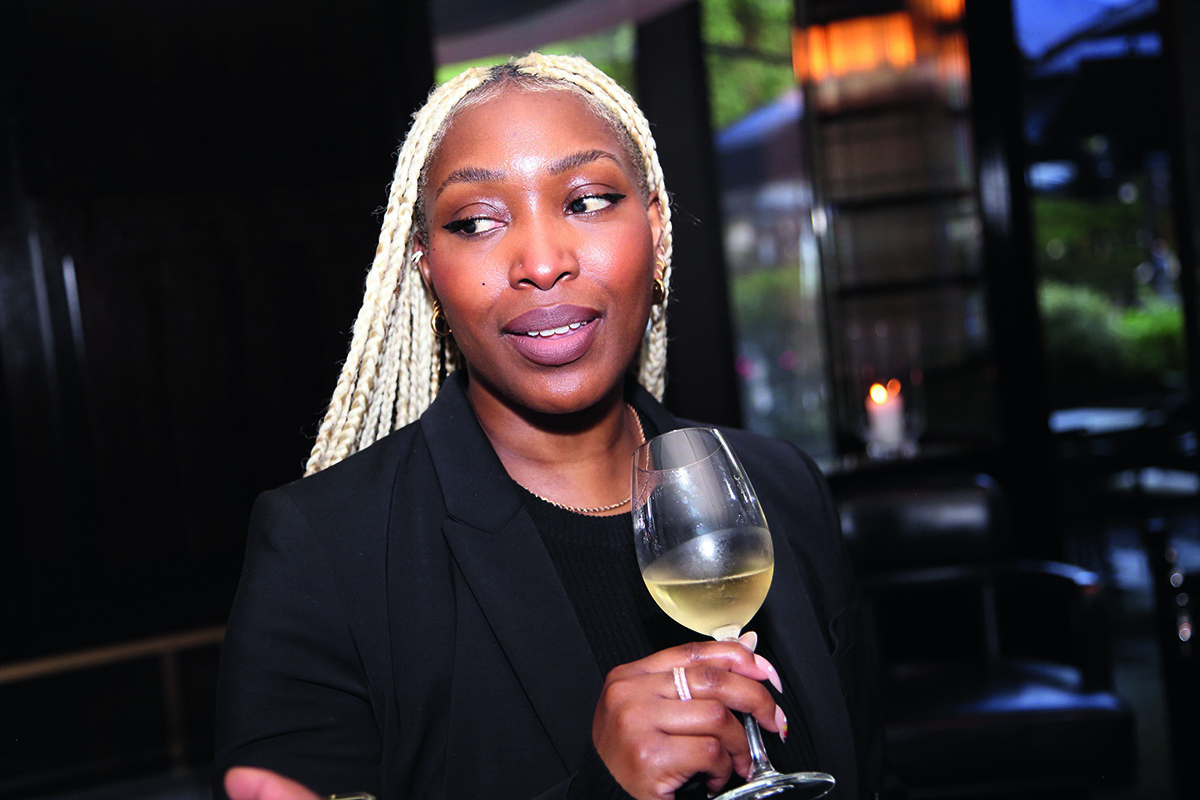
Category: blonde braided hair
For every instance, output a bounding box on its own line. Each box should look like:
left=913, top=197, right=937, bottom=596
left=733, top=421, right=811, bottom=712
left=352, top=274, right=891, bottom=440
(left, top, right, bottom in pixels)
left=305, top=53, right=674, bottom=475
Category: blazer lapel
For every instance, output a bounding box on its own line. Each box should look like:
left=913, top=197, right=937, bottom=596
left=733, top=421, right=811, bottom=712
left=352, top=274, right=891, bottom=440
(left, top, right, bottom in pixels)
left=761, top=542, right=859, bottom=796
left=420, top=374, right=603, bottom=770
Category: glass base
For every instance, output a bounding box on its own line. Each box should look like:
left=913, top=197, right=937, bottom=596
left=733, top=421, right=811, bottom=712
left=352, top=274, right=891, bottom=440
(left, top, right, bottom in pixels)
left=715, top=771, right=835, bottom=800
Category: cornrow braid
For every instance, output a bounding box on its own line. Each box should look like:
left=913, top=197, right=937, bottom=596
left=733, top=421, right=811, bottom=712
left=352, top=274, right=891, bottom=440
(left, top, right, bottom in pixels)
left=305, top=53, right=674, bottom=475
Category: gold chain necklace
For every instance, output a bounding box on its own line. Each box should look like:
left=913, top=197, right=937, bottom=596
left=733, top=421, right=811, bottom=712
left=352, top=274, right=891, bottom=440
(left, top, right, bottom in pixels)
left=521, top=403, right=646, bottom=515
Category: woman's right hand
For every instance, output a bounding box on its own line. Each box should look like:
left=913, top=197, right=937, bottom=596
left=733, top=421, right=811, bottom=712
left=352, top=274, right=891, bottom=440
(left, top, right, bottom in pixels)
left=590, top=633, right=786, bottom=800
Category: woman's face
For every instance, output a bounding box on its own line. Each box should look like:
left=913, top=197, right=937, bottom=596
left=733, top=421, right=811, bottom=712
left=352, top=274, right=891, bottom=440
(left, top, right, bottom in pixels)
left=419, top=85, right=663, bottom=417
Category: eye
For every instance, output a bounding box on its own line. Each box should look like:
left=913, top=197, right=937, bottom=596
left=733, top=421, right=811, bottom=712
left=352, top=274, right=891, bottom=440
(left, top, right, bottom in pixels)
left=567, top=192, right=626, bottom=215
left=442, top=216, right=503, bottom=236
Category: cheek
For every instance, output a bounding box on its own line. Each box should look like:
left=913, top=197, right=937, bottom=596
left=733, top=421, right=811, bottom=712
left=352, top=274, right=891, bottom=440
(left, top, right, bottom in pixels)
left=584, top=224, right=655, bottom=279
left=425, top=280, right=486, bottom=350
left=426, top=243, right=501, bottom=307
left=439, top=274, right=494, bottom=314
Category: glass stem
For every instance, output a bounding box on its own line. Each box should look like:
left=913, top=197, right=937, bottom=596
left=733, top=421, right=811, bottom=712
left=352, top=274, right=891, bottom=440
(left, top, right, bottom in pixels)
left=719, top=632, right=779, bottom=782
left=743, top=714, right=779, bottom=781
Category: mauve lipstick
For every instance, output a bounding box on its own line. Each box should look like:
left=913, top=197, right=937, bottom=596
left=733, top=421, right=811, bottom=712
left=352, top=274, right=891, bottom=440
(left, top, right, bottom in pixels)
left=504, top=304, right=602, bottom=366
left=504, top=304, right=599, bottom=334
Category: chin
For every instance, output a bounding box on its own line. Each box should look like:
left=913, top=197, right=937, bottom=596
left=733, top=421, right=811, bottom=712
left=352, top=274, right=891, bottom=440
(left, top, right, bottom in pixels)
left=516, top=369, right=627, bottom=417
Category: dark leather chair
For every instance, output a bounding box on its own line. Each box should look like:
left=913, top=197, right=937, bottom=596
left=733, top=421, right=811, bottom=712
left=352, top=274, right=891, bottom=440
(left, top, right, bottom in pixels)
left=837, top=473, right=1137, bottom=798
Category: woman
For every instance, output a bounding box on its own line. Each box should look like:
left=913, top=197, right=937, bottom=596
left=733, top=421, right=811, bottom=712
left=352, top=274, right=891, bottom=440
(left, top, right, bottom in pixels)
left=216, top=53, right=885, bottom=800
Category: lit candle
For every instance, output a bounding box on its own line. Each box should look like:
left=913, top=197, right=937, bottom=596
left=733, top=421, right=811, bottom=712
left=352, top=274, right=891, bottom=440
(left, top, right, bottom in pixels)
left=866, top=379, right=904, bottom=447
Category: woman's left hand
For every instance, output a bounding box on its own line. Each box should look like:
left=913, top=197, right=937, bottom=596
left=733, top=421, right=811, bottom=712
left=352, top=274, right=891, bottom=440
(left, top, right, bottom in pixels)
left=224, top=767, right=323, bottom=800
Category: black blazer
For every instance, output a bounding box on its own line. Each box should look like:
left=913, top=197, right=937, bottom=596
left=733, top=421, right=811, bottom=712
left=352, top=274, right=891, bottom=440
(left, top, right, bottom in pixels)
left=215, top=372, right=883, bottom=799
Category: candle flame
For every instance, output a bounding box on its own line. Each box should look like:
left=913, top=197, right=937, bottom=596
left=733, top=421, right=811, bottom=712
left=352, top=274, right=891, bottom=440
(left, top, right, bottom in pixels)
left=869, top=380, right=903, bottom=404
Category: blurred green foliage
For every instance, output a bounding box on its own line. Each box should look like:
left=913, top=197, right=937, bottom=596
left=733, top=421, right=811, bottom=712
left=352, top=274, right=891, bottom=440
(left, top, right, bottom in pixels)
left=1039, top=280, right=1183, bottom=406
left=1121, top=296, right=1185, bottom=381
left=1031, top=193, right=1147, bottom=299
left=702, top=0, right=795, bottom=130
left=730, top=261, right=802, bottom=326
left=1039, top=281, right=1123, bottom=405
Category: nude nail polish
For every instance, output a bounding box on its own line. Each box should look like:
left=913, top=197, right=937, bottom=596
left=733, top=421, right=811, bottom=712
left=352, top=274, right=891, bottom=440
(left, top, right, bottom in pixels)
left=755, top=654, right=784, bottom=694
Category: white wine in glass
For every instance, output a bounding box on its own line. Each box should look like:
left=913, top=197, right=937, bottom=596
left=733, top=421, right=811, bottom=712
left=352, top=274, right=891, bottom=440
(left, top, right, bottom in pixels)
left=641, top=526, right=774, bottom=641
left=632, top=428, right=835, bottom=800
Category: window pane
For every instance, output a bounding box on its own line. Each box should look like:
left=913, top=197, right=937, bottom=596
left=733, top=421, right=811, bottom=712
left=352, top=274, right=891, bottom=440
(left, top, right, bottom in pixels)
left=706, top=0, right=837, bottom=460
left=1015, top=0, right=1184, bottom=412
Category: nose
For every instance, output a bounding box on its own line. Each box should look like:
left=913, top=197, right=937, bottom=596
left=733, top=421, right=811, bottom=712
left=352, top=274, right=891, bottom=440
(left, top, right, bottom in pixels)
left=508, top=216, right=579, bottom=290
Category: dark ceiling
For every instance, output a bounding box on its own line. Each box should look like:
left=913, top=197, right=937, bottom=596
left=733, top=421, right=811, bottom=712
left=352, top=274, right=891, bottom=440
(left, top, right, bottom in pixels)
left=425, top=0, right=686, bottom=67
left=428, top=0, right=563, bottom=36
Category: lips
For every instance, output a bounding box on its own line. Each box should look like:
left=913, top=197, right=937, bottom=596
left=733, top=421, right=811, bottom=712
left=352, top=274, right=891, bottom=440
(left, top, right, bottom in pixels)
left=504, top=304, right=602, bottom=366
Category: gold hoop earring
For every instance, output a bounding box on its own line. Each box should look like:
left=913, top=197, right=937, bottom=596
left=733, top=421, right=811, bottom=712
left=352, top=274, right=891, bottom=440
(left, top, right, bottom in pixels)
left=652, top=270, right=668, bottom=305
left=430, top=300, right=452, bottom=338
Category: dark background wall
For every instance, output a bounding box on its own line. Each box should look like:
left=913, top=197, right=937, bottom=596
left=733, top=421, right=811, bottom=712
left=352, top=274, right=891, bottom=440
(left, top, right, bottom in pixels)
left=0, top=0, right=433, bottom=696
left=1, top=2, right=435, bottom=788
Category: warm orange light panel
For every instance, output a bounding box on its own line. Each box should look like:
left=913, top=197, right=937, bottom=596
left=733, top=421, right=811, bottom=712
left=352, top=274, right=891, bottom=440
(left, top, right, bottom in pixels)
left=914, top=0, right=965, bottom=22
left=869, top=383, right=890, bottom=404
left=792, top=12, right=916, bottom=84
left=886, top=378, right=902, bottom=396
left=938, top=30, right=970, bottom=85
left=884, top=13, right=916, bottom=70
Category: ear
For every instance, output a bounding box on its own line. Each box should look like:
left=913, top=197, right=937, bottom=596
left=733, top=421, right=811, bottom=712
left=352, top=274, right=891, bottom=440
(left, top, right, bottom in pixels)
left=414, top=233, right=435, bottom=295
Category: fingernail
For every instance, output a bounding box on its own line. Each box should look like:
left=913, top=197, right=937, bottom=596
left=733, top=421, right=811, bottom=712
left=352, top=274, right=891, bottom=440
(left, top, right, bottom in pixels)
left=755, top=654, right=784, bottom=693
left=775, top=706, right=789, bottom=742
left=738, top=631, right=758, bottom=652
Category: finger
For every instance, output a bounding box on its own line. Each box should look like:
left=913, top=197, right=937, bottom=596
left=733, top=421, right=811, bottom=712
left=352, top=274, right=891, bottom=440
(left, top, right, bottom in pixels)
left=614, top=640, right=782, bottom=692
left=644, top=732, right=737, bottom=795
left=669, top=665, right=786, bottom=736
left=225, top=767, right=322, bottom=800
left=594, top=702, right=741, bottom=799
left=735, top=631, right=783, bottom=693
left=651, top=695, right=754, bottom=776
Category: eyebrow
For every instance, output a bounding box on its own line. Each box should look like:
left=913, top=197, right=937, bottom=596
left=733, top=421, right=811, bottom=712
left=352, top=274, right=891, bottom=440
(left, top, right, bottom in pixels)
left=434, top=150, right=623, bottom=197
left=436, top=166, right=505, bottom=197
left=548, top=149, right=622, bottom=175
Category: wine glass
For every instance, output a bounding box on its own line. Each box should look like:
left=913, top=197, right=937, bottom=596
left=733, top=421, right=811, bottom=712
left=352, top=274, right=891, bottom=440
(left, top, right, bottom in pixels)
left=632, top=427, right=835, bottom=800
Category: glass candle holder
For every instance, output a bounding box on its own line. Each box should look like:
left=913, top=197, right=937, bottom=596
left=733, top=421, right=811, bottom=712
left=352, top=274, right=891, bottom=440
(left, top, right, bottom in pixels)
left=847, top=321, right=924, bottom=459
